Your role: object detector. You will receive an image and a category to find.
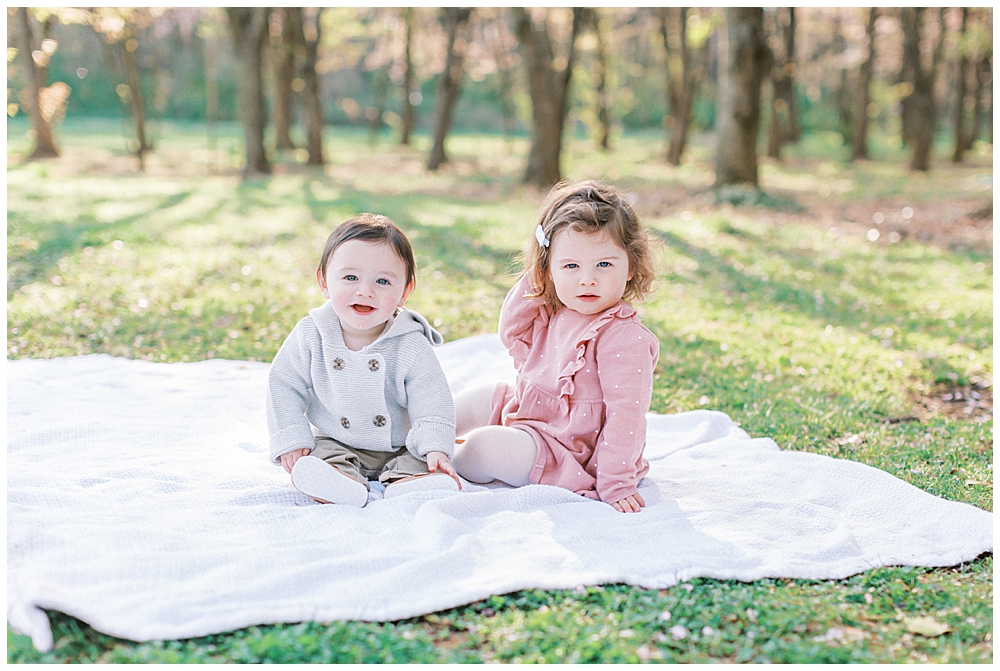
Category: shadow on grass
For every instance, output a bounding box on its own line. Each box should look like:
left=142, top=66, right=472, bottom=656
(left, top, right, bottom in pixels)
left=649, top=226, right=992, bottom=353
left=7, top=190, right=195, bottom=294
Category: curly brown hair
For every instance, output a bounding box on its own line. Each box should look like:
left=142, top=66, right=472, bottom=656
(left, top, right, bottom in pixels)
left=524, top=180, right=655, bottom=306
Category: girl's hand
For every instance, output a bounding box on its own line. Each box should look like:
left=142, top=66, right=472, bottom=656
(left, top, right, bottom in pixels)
left=426, top=451, right=462, bottom=489
left=280, top=447, right=312, bottom=474
left=611, top=492, right=645, bottom=513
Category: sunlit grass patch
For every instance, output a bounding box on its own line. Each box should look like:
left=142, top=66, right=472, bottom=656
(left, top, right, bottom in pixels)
left=7, top=123, right=992, bottom=663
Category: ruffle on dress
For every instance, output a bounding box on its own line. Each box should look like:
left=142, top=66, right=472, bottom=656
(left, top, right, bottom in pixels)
left=555, top=302, right=637, bottom=406
left=504, top=299, right=551, bottom=368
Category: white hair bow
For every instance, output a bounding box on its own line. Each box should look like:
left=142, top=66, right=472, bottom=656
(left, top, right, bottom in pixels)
left=534, top=224, right=550, bottom=248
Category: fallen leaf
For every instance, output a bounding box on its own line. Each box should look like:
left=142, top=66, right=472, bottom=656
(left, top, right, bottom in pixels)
left=905, top=616, right=950, bottom=637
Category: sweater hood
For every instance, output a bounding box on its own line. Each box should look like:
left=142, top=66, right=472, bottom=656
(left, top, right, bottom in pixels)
left=309, top=302, right=444, bottom=348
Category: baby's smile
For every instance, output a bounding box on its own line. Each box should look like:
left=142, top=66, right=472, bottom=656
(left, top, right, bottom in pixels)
left=351, top=304, right=376, bottom=314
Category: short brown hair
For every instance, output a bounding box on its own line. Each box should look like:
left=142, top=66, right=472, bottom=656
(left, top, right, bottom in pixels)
left=317, top=213, right=416, bottom=288
left=525, top=180, right=655, bottom=306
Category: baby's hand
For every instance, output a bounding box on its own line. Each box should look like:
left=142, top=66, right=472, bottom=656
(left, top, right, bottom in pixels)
left=610, top=492, right=645, bottom=513
left=280, top=448, right=312, bottom=474
left=426, top=451, right=462, bottom=489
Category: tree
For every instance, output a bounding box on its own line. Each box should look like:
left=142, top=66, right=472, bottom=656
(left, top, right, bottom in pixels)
left=900, top=8, right=946, bottom=171
left=270, top=8, right=300, bottom=151
left=513, top=7, right=585, bottom=188
left=15, top=7, right=60, bottom=158
left=580, top=8, right=612, bottom=151
left=766, top=7, right=798, bottom=159
left=966, top=49, right=991, bottom=150
left=226, top=7, right=270, bottom=176
left=89, top=9, right=155, bottom=166
left=714, top=8, right=768, bottom=187
left=427, top=8, right=472, bottom=170
left=658, top=7, right=694, bottom=165
left=850, top=8, right=878, bottom=161
left=400, top=8, right=417, bottom=145
left=952, top=7, right=969, bottom=163
left=299, top=7, right=324, bottom=166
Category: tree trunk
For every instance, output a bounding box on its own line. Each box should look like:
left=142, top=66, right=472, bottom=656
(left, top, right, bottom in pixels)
left=714, top=8, right=767, bottom=187
left=428, top=8, right=472, bottom=170
left=767, top=7, right=797, bottom=159
left=660, top=7, right=692, bottom=165
left=584, top=8, right=612, bottom=151
left=907, top=8, right=946, bottom=172
left=226, top=7, right=271, bottom=176
left=120, top=31, right=151, bottom=159
left=367, top=67, right=389, bottom=144
left=400, top=8, right=417, bottom=146
left=850, top=8, right=878, bottom=161
left=271, top=8, right=298, bottom=151
left=833, top=16, right=853, bottom=146
left=514, top=7, right=585, bottom=188
left=783, top=8, right=799, bottom=142
left=952, top=8, right=969, bottom=163
left=299, top=7, right=323, bottom=166
left=765, top=9, right=784, bottom=159
left=898, top=8, right=920, bottom=148
left=965, top=50, right=990, bottom=150
left=16, top=7, right=59, bottom=158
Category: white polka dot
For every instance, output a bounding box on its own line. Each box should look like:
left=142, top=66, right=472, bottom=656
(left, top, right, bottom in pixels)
left=629, top=431, right=633, bottom=435
left=615, top=385, right=618, bottom=389
left=638, top=369, right=641, bottom=372
left=616, top=354, right=620, bottom=358
left=583, top=413, right=586, bottom=417
left=622, top=461, right=626, bottom=465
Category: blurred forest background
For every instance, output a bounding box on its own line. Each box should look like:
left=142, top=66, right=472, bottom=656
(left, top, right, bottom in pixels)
left=7, top=7, right=994, bottom=184
left=7, top=8, right=994, bottom=662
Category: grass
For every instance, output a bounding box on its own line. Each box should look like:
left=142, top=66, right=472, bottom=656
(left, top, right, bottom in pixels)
left=6, top=118, right=993, bottom=663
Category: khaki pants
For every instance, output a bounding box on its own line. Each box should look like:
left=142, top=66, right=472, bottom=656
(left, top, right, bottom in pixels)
left=311, top=437, right=428, bottom=489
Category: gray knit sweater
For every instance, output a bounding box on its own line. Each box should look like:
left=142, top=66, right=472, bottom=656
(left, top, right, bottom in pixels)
left=266, top=302, right=456, bottom=465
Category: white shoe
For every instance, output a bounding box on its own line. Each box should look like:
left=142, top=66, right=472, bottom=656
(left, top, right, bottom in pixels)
left=291, top=456, right=369, bottom=507
left=384, top=473, right=460, bottom=500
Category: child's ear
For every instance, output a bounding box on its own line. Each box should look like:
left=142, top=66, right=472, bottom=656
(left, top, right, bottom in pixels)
left=398, top=280, right=415, bottom=307
left=316, top=268, right=330, bottom=299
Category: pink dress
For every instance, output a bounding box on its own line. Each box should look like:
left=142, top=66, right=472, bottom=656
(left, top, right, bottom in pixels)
left=488, top=275, right=659, bottom=504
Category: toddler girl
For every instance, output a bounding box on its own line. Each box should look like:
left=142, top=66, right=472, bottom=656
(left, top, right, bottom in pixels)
left=267, top=214, right=460, bottom=507
left=452, top=180, right=659, bottom=513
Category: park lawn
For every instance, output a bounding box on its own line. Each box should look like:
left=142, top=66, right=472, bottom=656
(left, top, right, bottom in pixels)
left=6, top=119, right=993, bottom=663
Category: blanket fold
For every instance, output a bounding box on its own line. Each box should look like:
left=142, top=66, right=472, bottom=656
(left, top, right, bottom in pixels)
left=7, top=334, right=992, bottom=652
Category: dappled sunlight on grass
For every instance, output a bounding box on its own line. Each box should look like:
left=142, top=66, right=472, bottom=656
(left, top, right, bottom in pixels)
left=7, top=123, right=992, bottom=663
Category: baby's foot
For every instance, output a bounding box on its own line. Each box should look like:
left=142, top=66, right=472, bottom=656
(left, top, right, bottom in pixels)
left=383, top=473, right=460, bottom=500
left=291, top=456, right=368, bottom=507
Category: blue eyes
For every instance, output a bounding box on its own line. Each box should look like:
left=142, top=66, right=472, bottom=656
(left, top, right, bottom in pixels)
left=342, top=275, right=391, bottom=285
left=563, top=262, right=612, bottom=269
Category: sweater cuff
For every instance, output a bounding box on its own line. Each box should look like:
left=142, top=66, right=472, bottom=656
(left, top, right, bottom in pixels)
left=600, top=484, right=640, bottom=506
left=269, top=425, right=316, bottom=464
left=406, top=419, right=456, bottom=460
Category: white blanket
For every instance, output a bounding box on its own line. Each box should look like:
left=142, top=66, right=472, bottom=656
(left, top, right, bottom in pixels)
left=7, top=335, right=992, bottom=652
